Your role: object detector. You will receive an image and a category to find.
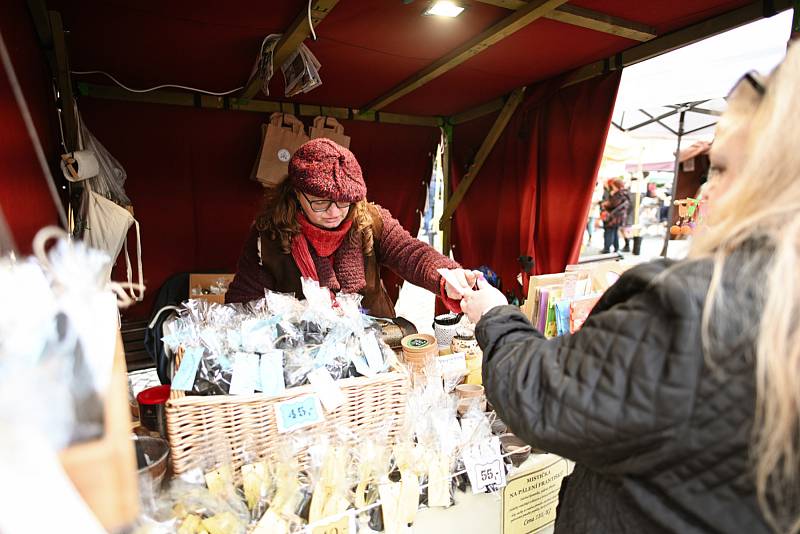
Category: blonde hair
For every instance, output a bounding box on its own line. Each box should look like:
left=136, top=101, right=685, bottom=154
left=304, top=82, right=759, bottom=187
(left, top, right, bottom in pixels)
left=690, top=44, right=800, bottom=532
left=254, top=179, right=375, bottom=256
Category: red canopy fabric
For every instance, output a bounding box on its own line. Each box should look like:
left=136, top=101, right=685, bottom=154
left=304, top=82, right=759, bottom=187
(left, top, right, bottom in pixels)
left=0, top=1, right=63, bottom=254
left=450, top=71, right=621, bottom=298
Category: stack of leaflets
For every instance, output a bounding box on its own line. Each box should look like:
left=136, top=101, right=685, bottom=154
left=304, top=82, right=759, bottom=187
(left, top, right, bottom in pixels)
left=281, top=43, right=322, bottom=97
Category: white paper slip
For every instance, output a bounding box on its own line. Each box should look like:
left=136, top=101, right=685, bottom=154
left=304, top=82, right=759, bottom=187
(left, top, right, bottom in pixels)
left=307, top=367, right=345, bottom=412
left=259, top=349, right=286, bottom=396
left=437, top=268, right=473, bottom=296
left=462, top=436, right=507, bottom=494
left=274, top=395, right=325, bottom=433
left=228, top=352, right=259, bottom=395
left=361, top=332, right=385, bottom=372
left=438, top=352, right=467, bottom=377
left=172, top=345, right=204, bottom=391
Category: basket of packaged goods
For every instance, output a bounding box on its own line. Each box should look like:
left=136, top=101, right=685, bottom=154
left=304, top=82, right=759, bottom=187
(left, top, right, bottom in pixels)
left=163, top=279, right=410, bottom=476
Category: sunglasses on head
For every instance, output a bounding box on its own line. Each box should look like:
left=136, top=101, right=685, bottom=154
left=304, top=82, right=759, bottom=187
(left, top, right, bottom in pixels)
left=728, top=70, right=766, bottom=99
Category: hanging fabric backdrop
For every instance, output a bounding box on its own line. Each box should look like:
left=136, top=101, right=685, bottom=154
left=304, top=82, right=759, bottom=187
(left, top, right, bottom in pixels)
left=450, top=71, right=622, bottom=299
left=0, top=1, right=63, bottom=254
left=79, top=98, right=439, bottom=320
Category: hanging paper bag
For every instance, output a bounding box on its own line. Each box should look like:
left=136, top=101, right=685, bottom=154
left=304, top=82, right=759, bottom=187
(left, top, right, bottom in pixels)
left=252, top=112, right=309, bottom=187
left=309, top=116, right=350, bottom=149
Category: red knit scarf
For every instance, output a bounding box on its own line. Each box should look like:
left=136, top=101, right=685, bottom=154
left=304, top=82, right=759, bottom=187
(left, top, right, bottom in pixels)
left=291, top=213, right=358, bottom=292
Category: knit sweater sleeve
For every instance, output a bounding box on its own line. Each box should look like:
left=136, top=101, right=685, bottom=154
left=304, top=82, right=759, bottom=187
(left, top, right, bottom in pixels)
left=375, top=206, right=460, bottom=294
left=225, top=226, right=274, bottom=304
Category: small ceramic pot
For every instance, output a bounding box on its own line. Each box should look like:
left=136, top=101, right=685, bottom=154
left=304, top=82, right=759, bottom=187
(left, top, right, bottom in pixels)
left=450, top=332, right=480, bottom=356
left=499, top=433, right=532, bottom=467
left=455, top=383, right=484, bottom=399
left=433, top=312, right=461, bottom=348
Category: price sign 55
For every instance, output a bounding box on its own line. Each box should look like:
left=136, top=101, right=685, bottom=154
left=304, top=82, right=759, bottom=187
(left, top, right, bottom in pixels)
left=274, top=395, right=325, bottom=433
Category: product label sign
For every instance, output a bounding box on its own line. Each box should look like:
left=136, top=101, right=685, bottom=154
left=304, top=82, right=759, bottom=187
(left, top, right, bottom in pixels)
left=502, top=456, right=570, bottom=534
left=310, top=513, right=354, bottom=534
left=275, top=395, right=324, bottom=433
left=462, top=436, right=507, bottom=494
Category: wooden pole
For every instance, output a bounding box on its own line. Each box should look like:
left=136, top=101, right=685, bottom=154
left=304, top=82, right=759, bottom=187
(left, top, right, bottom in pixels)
left=439, top=87, right=526, bottom=228
left=661, top=109, right=686, bottom=258
left=441, top=124, right=454, bottom=256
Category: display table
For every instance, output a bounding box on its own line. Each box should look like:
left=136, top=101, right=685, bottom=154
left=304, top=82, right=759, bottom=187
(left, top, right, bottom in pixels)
left=413, top=454, right=571, bottom=534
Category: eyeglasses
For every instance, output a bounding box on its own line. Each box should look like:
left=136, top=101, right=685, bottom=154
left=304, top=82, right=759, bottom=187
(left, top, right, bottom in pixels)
left=300, top=191, right=352, bottom=213
left=728, top=71, right=766, bottom=99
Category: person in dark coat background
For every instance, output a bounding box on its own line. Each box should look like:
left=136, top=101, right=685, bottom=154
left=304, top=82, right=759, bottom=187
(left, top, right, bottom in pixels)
left=601, top=178, right=630, bottom=254
left=459, top=47, right=800, bottom=534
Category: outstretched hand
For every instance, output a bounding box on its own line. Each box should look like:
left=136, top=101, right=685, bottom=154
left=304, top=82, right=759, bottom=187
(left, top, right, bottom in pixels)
left=460, top=278, right=508, bottom=323
left=443, top=268, right=481, bottom=299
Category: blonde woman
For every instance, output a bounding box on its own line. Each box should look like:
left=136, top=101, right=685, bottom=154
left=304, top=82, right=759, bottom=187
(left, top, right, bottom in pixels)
left=461, top=46, right=800, bottom=533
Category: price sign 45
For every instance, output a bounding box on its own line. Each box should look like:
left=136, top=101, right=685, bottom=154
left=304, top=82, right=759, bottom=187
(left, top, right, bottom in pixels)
left=274, top=395, right=325, bottom=433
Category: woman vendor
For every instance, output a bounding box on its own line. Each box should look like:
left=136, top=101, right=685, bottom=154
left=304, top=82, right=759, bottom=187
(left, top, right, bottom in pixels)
left=226, top=138, right=476, bottom=317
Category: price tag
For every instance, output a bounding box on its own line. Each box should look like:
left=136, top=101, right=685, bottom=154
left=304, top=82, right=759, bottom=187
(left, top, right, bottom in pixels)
left=229, top=352, right=259, bottom=395
left=274, top=395, right=324, bottom=433
left=307, top=367, right=345, bottom=412
left=462, top=436, right=507, bottom=494
left=310, top=513, right=354, bottom=534
left=172, top=346, right=204, bottom=391
left=361, top=333, right=385, bottom=373
left=200, top=327, right=223, bottom=355
left=438, top=352, right=467, bottom=377
left=259, top=349, right=286, bottom=396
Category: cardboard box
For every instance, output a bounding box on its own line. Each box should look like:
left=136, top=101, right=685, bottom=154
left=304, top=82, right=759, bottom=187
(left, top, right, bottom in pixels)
left=188, top=273, right=235, bottom=304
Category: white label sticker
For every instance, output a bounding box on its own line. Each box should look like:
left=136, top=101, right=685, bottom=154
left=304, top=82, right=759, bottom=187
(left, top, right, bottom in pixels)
left=462, top=436, right=507, bottom=494
left=274, top=395, right=325, bottom=433
left=438, top=352, right=467, bottom=377
left=277, top=148, right=291, bottom=162
left=229, top=352, right=259, bottom=395
left=259, top=349, right=286, bottom=396
left=307, top=367, right=345, bottom=412
left=361, top=333, right=385, bottom=372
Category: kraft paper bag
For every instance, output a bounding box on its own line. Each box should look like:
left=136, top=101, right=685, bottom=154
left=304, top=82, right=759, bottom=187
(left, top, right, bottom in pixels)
left=309, top=115, right=350, bottom=149
left=252, top=112, right=309, bottom=187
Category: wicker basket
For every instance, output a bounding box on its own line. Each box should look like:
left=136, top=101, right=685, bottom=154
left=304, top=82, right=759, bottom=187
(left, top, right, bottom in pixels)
left=166, top=350, right=410, bottom=475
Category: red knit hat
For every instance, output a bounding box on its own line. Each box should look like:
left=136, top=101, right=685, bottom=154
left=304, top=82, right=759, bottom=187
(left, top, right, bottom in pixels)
left=289, top=138, right=367, bottom=202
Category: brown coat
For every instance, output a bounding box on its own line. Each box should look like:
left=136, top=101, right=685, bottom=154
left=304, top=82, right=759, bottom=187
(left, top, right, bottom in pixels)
left=226, top=203, right=459, bottom=317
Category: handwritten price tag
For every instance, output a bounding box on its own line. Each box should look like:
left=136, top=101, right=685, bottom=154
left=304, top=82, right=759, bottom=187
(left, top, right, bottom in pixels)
left=462, top=436, right=507, bottom=494
left=310, top=513, right=354, bottom=534
left=274, top=395, right=324, bottom=433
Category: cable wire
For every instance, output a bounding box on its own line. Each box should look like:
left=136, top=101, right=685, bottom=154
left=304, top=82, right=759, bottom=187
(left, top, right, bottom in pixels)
left=308, top=0, right=317, bottom=40
left=71, top=70, right=244, bottom=95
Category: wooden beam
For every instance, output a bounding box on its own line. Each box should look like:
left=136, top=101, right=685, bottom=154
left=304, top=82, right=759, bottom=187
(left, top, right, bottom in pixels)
left=546, top=5, right=656, bottom=42
left=26, top=0, right=52, bottom=48
left=450, top=0, right=790, bottom=125
left=240, top=0, right=339, bottom=99
left=449, top=97, right=505, bottom=125
left=566, top=0, right=792, bottom=86
left=362, top=0, right=568, bottom=113
left=474, top=1, right=657, bottom=41
left=49, top=11, right=77, bottom=152
left=77, top=83, right=444, bottom=128
left=439, top=87, right=525, bottom=229
left=441, top=124, right=453, bottom=255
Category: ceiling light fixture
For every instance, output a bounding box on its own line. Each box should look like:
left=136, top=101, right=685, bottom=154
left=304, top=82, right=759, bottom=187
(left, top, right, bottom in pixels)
left=423, top=1, right=465, bottom=17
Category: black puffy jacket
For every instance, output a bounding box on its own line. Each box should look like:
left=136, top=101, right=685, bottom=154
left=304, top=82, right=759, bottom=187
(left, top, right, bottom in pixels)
left=476, top=258, right=771, bottom=533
